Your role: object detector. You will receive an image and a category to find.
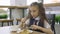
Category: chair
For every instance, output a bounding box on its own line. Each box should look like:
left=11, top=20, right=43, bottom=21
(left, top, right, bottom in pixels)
left=46, top=14, right=56, bottom=34
left=0, top=19, right=14, bottom=27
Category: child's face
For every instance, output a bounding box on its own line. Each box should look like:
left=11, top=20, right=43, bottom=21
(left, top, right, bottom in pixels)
left=29, top=6, right=39, bottom=18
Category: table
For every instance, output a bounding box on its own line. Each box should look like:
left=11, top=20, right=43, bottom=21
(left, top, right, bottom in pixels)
left=0, top=19, right=13, bottom=26
left=16, top=18, right=21, bottom=25
left=0, top=26, right=45, bottom=34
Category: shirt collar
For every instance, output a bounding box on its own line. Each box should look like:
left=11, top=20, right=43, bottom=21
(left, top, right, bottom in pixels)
left=34, top=16, right=40, bottom=20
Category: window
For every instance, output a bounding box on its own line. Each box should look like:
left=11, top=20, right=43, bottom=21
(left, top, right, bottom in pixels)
left=0, top=0, right=10, bottom=19
left=27, top=0, right=38, bottom=5
left=0, top=0, right=10, bottom=6
left=0, top=8, right=8, bottom=19
left=27, top=0, right=60, bottom=5
left=44, top=0, right=60, bottom=4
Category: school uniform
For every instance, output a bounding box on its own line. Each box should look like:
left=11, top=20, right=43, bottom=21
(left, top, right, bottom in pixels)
left=25, top=16, right=51, bottom=32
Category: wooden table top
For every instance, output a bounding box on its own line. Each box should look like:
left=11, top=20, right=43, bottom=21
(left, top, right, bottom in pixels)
left=16, top=18, right=21, bottom=21
left=0, top=25, right=45, bottom=34
left=0, top=19, right=13, bottom=22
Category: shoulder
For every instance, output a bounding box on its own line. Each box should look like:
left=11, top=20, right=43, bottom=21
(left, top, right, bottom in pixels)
left=44, top=20, right=51, bottom=28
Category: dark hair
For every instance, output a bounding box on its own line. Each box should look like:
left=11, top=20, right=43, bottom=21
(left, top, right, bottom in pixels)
left=27, top=2, right=48, bottom=23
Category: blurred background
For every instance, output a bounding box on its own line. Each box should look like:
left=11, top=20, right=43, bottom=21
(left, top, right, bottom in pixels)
left=0, top=0, right=60, bottom=34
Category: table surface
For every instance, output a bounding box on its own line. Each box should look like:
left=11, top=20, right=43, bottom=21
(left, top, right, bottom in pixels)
left=0, top=19, right=13, bottom=22
left=0, top=25, right=45, bottom=34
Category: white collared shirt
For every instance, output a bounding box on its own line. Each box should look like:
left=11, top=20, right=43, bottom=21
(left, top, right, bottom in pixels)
left=25, top=16, right=51, bottom=28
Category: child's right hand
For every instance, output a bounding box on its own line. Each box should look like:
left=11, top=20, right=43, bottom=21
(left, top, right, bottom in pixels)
left=21, top=18, right=26, bottom=23
left=18, top=18, right=26, bottom=28
left=20, top=18, right=26, bottom=29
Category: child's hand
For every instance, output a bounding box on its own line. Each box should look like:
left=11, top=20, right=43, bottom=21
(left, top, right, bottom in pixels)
left=30, top=25, right=39, bottom=30
left=19, top=18, right=26, bottom=28
left=21, top=18, right=26, bottom=23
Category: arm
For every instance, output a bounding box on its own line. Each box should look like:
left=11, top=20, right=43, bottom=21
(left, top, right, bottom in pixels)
left=37, top=26, right=53, bottom=34
left=31, top=20, right=53, bottom=34
left=18, top=18, right=26, bottom=28
left=18, top=17, right=29, bottom=28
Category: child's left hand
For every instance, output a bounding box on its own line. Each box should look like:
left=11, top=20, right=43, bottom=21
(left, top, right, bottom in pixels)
left=30, top=25, right=39, bottom=30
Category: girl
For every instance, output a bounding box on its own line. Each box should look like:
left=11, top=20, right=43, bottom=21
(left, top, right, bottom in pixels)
left=20, top=2, right=53, bottom=34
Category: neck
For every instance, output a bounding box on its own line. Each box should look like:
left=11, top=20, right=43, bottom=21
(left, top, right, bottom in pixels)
left=33, top=16, right=39, bottom=19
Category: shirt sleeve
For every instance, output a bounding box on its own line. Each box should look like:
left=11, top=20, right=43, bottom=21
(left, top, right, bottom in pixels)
left=25, top=19, right=30, bottom=25
left=44, top=20, right=51, bottom=28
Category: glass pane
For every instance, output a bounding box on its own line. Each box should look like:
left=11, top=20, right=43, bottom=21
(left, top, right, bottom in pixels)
left=27, top=0, right=38, bottom=5
left=27, top=0, right=60, bottom=5
left=0, top=8, right=9, bottom=19
left=0, top=0, right=10, bottom=6
left=44, top=0, right=60, bottom=4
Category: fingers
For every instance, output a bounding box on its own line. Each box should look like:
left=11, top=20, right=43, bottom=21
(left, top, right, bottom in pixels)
left=21, top=18, right=26, bottom=23
left=30, top=25, right=37, bottom=30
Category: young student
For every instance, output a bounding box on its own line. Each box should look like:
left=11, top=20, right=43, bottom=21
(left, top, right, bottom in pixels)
left=20, top=2, right=53, bottom=34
